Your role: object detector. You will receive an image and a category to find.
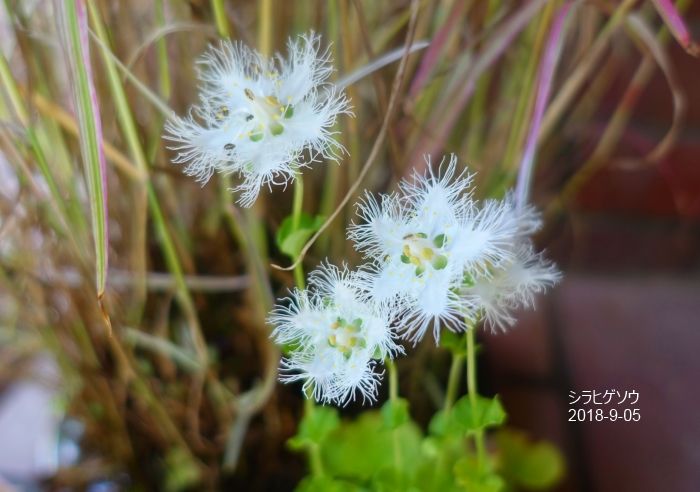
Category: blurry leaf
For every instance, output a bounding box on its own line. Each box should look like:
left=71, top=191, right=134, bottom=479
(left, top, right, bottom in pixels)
left=413, top=457, right=461, bottom=492
left=276, top=213, right=325, bottom=259
left=440, top=330, right=466, bottom=356
left=164, top=447, right=200, bottom=492
left=496, top=429, right=565, bottom=490
left=452, top=395, right=507, bottom=433
left=381, top=398, right=410, bottom=430
left=322, top=412, right=423, bottom=482
left=296, top=476, right=367, bottom=492
left=288, top=405, right=340, bottom=450
left=428, top=410, right=462, bottom=438
left=454, top=457, right=505, bottom=492
left=371, top=467, right=416, bottom=492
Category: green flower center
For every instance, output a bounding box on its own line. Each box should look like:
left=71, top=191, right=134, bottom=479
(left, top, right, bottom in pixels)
left=242, top=88, right=293, bottom=141
left=328, top=317, right=366, bottom=358
left=400, top=232, right=448, bottom=276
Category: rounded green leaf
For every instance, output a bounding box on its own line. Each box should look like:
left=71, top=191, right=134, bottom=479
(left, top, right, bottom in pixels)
left=288, top=405, right=340, bottom=450
left=452, top=395, right=507, bottom=433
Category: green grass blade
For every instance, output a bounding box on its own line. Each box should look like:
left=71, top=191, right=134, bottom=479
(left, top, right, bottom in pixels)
left=58, top=0, right=109, bottom=297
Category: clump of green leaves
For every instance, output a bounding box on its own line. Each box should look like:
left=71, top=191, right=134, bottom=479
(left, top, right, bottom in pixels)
left=288, top=389, right=564, bottom=491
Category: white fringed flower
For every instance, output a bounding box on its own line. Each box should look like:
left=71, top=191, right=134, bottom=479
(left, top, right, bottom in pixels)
left=165, top=32, right=351, bottom=207
left=460, top=241, right=561, bottom=332
left=269, top=262, right=402, bottom=405
left=349, top=155, right=525, bottom=343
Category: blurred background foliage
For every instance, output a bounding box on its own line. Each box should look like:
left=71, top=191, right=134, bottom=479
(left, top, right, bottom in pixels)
left=0, top=0, right=693, bottom=489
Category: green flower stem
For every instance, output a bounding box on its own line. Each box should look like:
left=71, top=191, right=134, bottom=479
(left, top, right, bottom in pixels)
left=387, top=358, right=403, bottom=472
left=292, top=173, right=306, bottom=289
left=443, top=352, right=464, bottom=412
left=292, top=204, right=319, bottom=475
left=303, top=390, right=324, bottom=477
left=211, top=0, right=230, bottom=38
left=258, top=0, right=273, bottom=57
left=466, top=325, right=486, bottom=469
left=388, top=358, right=399, bottom=402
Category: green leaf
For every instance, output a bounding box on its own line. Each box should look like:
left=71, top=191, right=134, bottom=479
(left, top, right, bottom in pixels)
left=452, top=395, right=506, bottom=433
left=454, top=457, right=505, bottom=492
left=371, top=467, right=416, bottom=492
left=295, top=476, right=366, bottom=492
left=381, top=398, right=410, bottom=430
left=496, top=430, right=565, bottom=490
left=288, top=405, right=340, bottom=450
left=276, top=213, right=325, bottom=259
left=428, top=410, right=462, bottom=438
left=322, top=412, right=423, bottom=482
left=164, top=447, right=201, bottom=492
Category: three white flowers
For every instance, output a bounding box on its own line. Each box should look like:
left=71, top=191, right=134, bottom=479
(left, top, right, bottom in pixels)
left=165, top=32, right=560, bottom=406
left=271, top=156, right=559, bottom=405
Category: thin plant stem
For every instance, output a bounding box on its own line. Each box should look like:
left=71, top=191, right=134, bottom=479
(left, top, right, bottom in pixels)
left=155, top=0, right=171, bottom=99
left=303, top=389, right=324, bottom=477
left=443, top=352, right=464, bottom=412
left=258, top=0, right=273, bottom=56
left=292, top=173, right=306, bottom=289
left=466, top=325, right=486, bottom=469
left=211, top=0, right=230, bottom=38
left=500, top=1, right=556, bottom=178
left=292, top=204, right=319, bottom=475
left=388, top=358, right=399, bottom=402
left=387, top=358, right=403, bottom=472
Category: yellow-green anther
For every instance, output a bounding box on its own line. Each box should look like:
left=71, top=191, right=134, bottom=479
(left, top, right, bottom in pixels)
left=400, top=253, right=411, bottom=264
left=214, top=106, right=229, bottom=120
left=250, top=131, right=264, bottom=142
left=284, top=105, right=294, bottom=118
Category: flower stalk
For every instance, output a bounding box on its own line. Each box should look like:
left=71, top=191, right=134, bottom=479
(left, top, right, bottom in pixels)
left=466, top=324, right=486, bottom=469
